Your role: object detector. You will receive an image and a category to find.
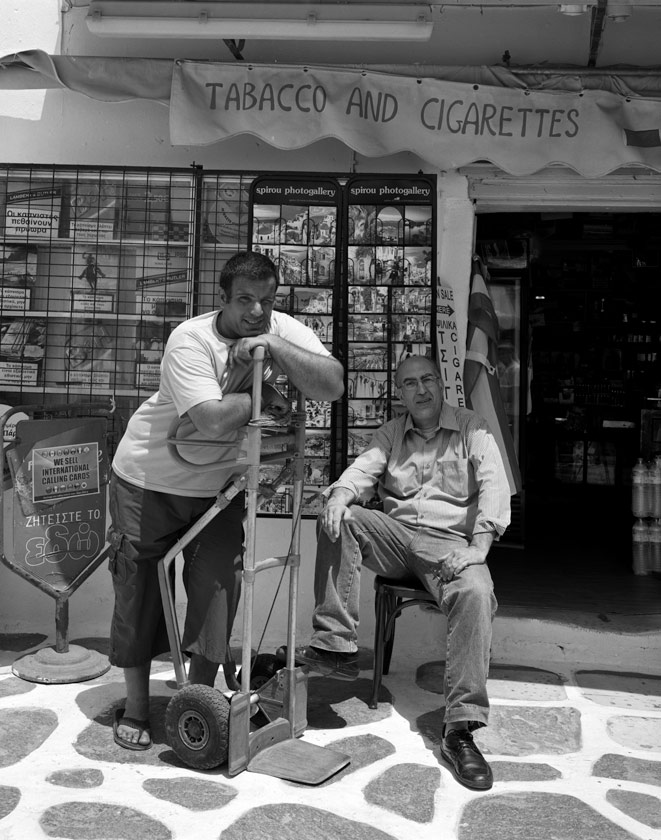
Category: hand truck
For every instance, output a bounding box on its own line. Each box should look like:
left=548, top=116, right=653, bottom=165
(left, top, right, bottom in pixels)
left=157, top=347, right=349, bottom=784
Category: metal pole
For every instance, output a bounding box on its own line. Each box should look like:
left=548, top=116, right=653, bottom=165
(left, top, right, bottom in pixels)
left=240, top=347, right=265, bottom=694
left=285, top=393, right=306, bottom=734
left=55, top=596, right=69, bottom=654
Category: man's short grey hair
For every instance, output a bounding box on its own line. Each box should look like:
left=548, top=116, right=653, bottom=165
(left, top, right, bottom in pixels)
left=394, top=355, right=442, bottom=386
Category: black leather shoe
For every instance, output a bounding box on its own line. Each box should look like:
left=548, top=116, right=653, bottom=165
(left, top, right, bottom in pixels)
left=440, top=729, right=493, bottom=791
left=293, top=646, right=359, bottom=681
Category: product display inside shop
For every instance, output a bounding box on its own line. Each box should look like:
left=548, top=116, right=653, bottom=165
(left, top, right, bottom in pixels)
left=477, top=211, right=661, bottom=569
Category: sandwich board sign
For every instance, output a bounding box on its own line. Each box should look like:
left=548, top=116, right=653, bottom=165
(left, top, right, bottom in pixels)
left=4, top=416, right=109, bottom=595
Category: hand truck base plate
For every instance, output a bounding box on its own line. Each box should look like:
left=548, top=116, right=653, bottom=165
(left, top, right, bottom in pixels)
left=247, top=736, right=350, bottom=785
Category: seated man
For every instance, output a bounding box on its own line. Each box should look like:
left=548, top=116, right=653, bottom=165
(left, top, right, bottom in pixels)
left=297, top=355, right=511, bottom=791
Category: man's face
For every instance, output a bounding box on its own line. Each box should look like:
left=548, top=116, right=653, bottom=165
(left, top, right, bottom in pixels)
left=219, top=275, right=277, bottom=339
left=396, top=356, right=443, bottom=426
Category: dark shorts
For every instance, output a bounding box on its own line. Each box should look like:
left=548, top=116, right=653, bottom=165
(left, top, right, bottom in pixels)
left=108, top=474, right=245, bottom=668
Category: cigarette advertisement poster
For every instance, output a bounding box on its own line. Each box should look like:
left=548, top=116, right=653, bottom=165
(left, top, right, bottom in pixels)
left=68, top=180, right=118, bottom=241
left=70, top=246, right=120, bottom=313
left=5, top=417, right=109, bottom=593
left=135, top=247, right=188, bottom=317
left=64, top=321, right=114, bottom=388
left=0, top=243, right=37, bottom=311
left=4, top=184, right=63, bottom=239
left=0, top=318, right=46, bottom=387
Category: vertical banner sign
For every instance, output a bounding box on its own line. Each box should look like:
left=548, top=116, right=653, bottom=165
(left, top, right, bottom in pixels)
left=436, top=281, right=464, bottom=406
left=6, top=418, right=109, bottom=592
left=249, top=176, right=342, bottom=516
left=345, top=175, right=436, bottom=458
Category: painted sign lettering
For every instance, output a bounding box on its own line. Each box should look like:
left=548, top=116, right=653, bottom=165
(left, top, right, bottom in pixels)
left=171, top=63, right=661, bottom=176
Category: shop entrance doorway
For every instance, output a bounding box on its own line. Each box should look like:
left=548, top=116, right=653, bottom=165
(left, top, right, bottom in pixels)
left=476, top=211, right=661, bottom=573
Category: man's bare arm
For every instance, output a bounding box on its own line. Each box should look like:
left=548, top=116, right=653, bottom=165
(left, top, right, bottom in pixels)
left=186, top=395, right=251, bottom=439
left=186, top=383, right=288, bottom=438
left=229, top=335, right=344, bottom=401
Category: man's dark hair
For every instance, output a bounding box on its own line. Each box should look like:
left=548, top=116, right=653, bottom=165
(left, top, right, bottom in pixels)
left=219, top=251, right=279, bottom=297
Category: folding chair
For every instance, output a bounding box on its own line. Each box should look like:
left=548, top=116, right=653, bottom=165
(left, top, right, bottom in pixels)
left=370, top=575, right=440, bottom=709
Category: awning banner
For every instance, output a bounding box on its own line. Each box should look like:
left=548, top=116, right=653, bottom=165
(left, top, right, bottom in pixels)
left=171, top=61, right=661, bottom=176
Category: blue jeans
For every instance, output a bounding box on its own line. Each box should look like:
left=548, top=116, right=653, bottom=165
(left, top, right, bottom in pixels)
left=311, top=505, right=497, bottom=729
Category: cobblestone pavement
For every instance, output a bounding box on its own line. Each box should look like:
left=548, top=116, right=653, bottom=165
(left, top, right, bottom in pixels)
left=0, top=635, right=660, bottom=840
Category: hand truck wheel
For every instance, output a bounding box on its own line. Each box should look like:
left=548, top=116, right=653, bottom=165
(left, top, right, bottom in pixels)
left=165, top=684, right=230, bottom=770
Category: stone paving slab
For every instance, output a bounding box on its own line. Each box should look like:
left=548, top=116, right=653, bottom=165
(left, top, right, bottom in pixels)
left=0, top=636, right=660, bottom=840
left=0, top=675, right=35, bottom=699
left=363, top=763, right=441, bottom=822
left=309, top=734, right=396, bottom=788
left=458, top=792, right=645, bottom=840
left=606, top=716, right=661, bottom=752
left=221, top=803, right=399, bottom=840
left=47, top=769, right=104, bottom=789
left=593, top=753, right=661, bottom=787
left=415, top=704, right=582, bottom=757
left=0, top=786, right=20, bottom=821
left=606, top=789, right=661, bottom=830
left=0, top=707, right=58, bottom=768
left=40, top=802, right=173, bottom=840
left=142, top=777, right=237, bottom=811
left=575, top=671, right=661, bottom=711
left=417, top=661, right=568, bottom=701
left=490, top=761, right=562, bottom=782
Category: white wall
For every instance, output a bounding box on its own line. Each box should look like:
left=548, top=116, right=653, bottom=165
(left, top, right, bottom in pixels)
left=0, top=0, right=60, bottom=122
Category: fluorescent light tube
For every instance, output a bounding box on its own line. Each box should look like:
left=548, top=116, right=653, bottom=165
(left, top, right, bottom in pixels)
left=86, top=2, right=434, bottom=42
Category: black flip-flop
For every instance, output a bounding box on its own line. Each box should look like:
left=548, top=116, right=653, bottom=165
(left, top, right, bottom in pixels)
left=113, top=707, right=152, bottom=751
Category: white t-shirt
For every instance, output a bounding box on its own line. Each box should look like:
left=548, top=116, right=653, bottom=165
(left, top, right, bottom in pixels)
left=112, top=310, right=331, bottom=496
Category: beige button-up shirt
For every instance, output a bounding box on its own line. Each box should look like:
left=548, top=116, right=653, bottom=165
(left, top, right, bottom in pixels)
left=331, top=402, right=511, bottom=542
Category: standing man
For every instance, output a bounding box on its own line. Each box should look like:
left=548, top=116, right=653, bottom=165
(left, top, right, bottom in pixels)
left=109, top=251, right=344, bottom=750
left=297, top=355, right=510, bottom=791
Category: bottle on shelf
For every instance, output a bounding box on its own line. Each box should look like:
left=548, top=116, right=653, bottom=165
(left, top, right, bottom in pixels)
left=649, top=519, right=661, bottom=575
left=632, top=517, right=651, bottom=575
left=652, top=456, right=661, bottom=520
left=632, top=457, right=649, bottom=518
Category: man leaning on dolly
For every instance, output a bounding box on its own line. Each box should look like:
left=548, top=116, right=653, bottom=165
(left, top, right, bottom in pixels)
left=296, top=354, right=511, bottom=791
left=107, top=250, right=344, bottom=751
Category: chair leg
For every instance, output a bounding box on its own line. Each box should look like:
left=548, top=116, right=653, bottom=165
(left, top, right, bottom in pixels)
left=370, top=585, right=389, bottom=709
left=382, top=593, right=399, bottom=676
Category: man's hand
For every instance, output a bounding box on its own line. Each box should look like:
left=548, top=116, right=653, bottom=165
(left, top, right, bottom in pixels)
left=321, top=503, right=353, bottom=542
left=228, top=336, right=270, bottom=367
left=434, top=545, right=487, bottom=583
left=261, top=383, right=291, bottom=423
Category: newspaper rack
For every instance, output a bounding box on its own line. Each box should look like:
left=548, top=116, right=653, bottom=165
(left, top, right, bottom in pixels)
left=160, top=346, right=349, bottom=784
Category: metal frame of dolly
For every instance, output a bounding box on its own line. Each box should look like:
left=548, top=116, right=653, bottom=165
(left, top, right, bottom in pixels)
left=158, top=347, right=350, bottom=783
